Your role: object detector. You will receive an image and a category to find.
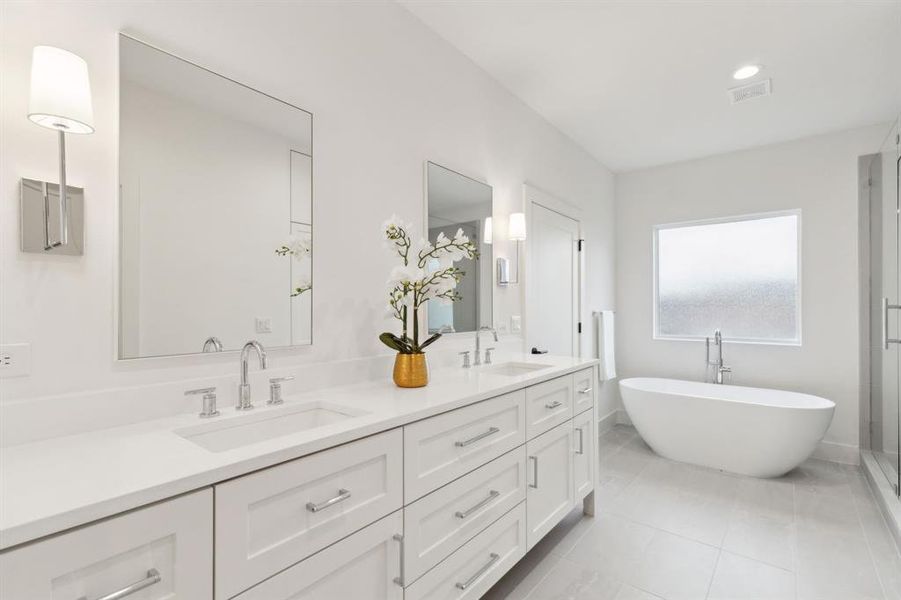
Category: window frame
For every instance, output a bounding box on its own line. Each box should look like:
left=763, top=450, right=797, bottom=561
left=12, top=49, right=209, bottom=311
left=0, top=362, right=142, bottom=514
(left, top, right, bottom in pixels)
left=652, top=209, right=802, bottom=346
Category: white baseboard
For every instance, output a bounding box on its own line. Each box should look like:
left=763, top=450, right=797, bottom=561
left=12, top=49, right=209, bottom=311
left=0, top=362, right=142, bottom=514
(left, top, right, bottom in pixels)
left=811, top=440, right=860, bottom=465
left=596, top=409, right=617, bottom=435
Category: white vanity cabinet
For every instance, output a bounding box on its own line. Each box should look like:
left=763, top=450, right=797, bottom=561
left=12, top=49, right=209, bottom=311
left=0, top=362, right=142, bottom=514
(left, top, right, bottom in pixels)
left=572, top=369, right=595, bottom=415
left=525, top=421, right=576, bottom=549
left=525, top=376, right=573, bottom=439
left=0, top=489, right=212, bottom=600
left=232, top=511, right=404, bottom=600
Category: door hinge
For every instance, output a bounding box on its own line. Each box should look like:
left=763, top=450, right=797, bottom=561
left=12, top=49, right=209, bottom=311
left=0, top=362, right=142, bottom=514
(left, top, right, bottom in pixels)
left=577, top=239, right=584, bottom=251
left=577, top=321, right=582, bottom=334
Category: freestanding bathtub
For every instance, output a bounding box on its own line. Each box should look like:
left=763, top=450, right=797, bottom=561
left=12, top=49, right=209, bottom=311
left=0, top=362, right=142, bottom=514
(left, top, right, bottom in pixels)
left=619, top=378, right=835, bottom=478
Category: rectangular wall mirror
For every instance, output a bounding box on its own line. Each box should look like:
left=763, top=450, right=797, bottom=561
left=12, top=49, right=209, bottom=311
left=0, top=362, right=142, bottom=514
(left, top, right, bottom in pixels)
left=425, top=162, right=493, bottom=334
left=118, top=34, right=313, bottom=359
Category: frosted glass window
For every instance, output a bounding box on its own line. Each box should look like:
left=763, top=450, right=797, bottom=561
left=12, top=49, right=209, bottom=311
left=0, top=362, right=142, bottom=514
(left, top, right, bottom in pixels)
left=654, top=212, right=800, bottom=344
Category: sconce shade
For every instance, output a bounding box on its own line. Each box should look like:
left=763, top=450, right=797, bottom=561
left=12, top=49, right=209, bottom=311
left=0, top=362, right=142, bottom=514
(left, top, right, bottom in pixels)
left=483, top=216, right=493, bottom=245
left=508, top=212, right=527, bottom=241
left=28, top=46, right=94, bottom=134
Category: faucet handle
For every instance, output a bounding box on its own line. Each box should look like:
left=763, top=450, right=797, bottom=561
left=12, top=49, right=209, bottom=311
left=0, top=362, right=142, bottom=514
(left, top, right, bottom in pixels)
left=459, top=351, right=471, bottom=369
left=268, top=376, right=294, bottom=405
left=186, top=387, right=219, bottom=418
left=484, top=347, right=496, bottom=365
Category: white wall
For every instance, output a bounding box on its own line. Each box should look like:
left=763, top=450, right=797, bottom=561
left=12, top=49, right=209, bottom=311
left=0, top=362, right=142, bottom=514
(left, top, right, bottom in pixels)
left=615, top=124, right=888, bottom=460
left=0, top=3, right=615, bottom=414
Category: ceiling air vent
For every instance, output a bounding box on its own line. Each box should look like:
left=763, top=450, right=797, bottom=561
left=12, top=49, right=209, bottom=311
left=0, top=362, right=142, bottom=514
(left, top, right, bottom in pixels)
left=728, top=78, right=772, bottom=104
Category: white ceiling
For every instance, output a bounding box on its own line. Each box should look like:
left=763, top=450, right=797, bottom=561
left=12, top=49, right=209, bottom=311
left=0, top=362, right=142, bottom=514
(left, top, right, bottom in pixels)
left=401, top=1, right=901, bottom=172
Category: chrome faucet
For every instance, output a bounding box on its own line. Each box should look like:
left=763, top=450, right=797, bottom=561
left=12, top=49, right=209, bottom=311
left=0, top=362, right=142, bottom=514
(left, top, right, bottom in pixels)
left=237, top=340, right=268, bottom=410
left=705, top=329, right=731, bottom=384
left=202, top=336, right=223, bottom=352
left=474, top=326, right=498, bottom=366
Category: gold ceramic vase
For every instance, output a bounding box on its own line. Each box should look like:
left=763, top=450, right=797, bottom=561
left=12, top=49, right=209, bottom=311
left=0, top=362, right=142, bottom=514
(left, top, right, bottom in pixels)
left=393, top=353, right=429, bottom=388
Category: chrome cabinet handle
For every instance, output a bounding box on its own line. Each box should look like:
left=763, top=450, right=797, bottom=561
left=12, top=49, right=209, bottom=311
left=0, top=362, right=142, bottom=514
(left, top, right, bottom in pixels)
left=576, top=427, right=584, bottom=455
left=393, top=533, right=405, bottom=586
left=455, top=553, right=500, bottom=590
left=455, top=490, right=500, bottom=519
left=306, top=489, right=351, bottom=512
left=455, top=427, right=500, bottom=447
left=578, top=387, right=593, bottom=395
left=76, top=568, right=161, bottom=600
left=545, top=400, right=563, bottom=409
left=528, top=455, right=538, bottom=488
left=883, top=297, right=901, bottom=349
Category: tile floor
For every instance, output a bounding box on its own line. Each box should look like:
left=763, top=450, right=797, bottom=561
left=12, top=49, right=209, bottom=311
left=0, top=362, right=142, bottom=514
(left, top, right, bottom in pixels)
left=484, top=425, right=901, bottom=600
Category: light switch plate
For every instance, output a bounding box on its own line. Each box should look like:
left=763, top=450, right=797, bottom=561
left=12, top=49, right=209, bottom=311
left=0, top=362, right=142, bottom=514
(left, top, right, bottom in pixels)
left=255, top=317, right=272, bottom=334
left=0, top=343, right=31, bottom=378
left=511, top=315, right=522, bottom=333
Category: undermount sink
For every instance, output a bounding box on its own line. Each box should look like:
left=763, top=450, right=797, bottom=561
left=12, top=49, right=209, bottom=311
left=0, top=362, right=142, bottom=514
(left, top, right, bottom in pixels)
left=481, top=362, right=554, bottom=377
left=175, top=401, right=367, bottom=452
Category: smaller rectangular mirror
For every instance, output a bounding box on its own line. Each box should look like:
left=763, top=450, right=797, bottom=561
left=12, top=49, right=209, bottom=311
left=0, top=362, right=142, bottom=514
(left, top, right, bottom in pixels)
left=426, top=162, right=493, bottom=334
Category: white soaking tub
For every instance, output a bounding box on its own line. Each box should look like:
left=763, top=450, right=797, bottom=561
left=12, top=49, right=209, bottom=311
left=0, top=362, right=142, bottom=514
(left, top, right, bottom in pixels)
left=619, top=378, right=835, bottom=477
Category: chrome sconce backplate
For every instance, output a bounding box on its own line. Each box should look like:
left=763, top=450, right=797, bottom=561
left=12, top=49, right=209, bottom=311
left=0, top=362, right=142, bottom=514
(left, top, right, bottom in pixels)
left=20, top=178, right=84, bottom=255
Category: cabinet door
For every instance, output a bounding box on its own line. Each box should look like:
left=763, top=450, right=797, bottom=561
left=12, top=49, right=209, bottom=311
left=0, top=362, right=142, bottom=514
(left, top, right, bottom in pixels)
left=572, top=368, right=596, bottom=415
left=573, top=408, right=595, bottom=501
left=525, top=375, right=573, bottom=439
left=525, top=421, right=575, bottom=549
left=0, top=489, right=212, bottom=600
left=233, top=511, right=403, bottom=600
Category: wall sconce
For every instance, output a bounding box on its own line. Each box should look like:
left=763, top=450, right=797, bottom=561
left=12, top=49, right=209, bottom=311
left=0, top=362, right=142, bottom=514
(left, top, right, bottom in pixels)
left=21, top=46, right=94, bottom=255
left=497, top=212, right=526, bottom=285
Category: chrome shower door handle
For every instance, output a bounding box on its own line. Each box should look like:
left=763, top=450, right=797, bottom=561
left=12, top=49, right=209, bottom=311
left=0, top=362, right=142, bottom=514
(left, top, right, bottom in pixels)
left=883, top=297, right=901, bottom=349
left=76, top=568, right=161, bottom=600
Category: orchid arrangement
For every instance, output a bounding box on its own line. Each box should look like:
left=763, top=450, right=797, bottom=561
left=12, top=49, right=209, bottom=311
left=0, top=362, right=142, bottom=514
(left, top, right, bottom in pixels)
left=276, top=235, right=312, bottom=297
left=379, top=215, right=478, bottom=354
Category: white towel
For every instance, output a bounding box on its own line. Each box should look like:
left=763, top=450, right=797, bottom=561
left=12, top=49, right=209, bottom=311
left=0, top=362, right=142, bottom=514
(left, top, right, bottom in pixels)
left=594, top=311, right=616, bottom=382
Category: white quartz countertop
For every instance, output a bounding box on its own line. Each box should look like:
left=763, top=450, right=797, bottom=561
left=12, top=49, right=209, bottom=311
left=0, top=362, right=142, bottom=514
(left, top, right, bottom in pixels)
left=0, top=355, right=597, bottom=551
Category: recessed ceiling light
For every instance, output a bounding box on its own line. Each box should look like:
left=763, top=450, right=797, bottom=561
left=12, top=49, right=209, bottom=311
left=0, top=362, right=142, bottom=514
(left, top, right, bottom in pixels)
left=733, top=65, right=761, bottom=80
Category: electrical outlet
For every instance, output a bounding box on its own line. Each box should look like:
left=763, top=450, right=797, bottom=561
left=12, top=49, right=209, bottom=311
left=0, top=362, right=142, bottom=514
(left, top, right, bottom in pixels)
left=255, top=317, right=272, bottom=334
left=510, top=315, right=522, bottom=333
left=0, top=344, right=31, bottom=378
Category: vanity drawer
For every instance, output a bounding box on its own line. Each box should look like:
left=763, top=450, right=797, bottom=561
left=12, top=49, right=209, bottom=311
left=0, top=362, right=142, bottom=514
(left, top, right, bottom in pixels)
left=572, top=367, right=595, bottom=415
left=215, top=428, right=403, bottom=600
left=525, top=374, right=573, bottom=439
left=232, top=511, right=403, bottom=600
left=404, top=390, right=525, bottom=501
left=404, top=447, right=527, bottom=584
left=404, top=502, right=527, bottom=600
left=0, top=489, right=212, bottom=600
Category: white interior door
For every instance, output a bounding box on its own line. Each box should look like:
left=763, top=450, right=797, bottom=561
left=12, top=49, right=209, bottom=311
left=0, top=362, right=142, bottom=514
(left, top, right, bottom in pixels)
left=528, top=202, right=580, bottom=356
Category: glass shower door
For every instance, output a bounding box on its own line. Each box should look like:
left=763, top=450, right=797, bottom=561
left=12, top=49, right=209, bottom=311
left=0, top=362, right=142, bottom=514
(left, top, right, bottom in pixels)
left=873, top=118, right=900, bottom=495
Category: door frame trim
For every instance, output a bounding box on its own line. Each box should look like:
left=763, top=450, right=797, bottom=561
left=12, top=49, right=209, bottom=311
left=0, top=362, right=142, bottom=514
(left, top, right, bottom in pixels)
left=522, top=183, right=584, bottom=357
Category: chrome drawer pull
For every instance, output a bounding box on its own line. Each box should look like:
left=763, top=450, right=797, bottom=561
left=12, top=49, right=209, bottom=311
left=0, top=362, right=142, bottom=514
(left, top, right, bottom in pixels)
left=455, top=553, right=500, bottom=590
left=578, top=387, right=593, bottom=395
left=306, top=488, right=351, bottom=512
left=576, top=427, right=584, bottom=455
left=455, top=426, right=500, bottom=447
left=455, top=490, right=500, bottom=519
left=529, top=455, right=538, bottom=488
left=76, top=568, right=161, bottom=600
left=393, top=533, right=405, bottom=586
left=545, top=400, right=563, bottom=409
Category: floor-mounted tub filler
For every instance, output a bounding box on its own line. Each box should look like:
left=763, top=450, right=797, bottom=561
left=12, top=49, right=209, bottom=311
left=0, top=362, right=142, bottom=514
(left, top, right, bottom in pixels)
left=619, top=378, right=835, bottom=477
